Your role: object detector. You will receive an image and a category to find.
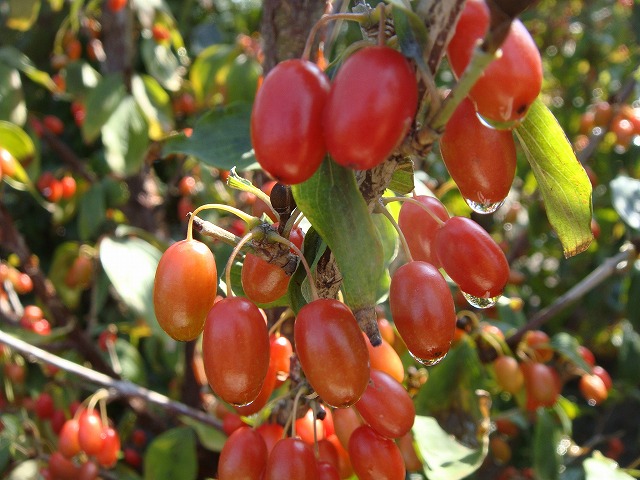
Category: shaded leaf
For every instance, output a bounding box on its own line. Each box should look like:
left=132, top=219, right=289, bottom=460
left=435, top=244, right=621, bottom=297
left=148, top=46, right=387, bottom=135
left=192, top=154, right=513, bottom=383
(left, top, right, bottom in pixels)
left=288, top=227, right=325, bottom=313
left=533, top=409, right=563, bottom=480
left=5, top=0, right=40, bottom=31
left=550, top=332, right=592, bottom=373
left=515, top=98, right=593, bottom=257
left=413, top=415, right=488, bottom=480
left=47, top=242, right=83, bottom=309
left=63, top=61, right=101, bottom=98
left=99, top=235, right=162, bottom=337
left=189, top=43, right=238, bottom=105
left=610, top=175, right=640, bottom=231
left=387, top=157, right=415, bottom=195
left=0, top=65, right=26, bottom=125
left=131, top=74, right=174, bottom=141
left=224, top=54, right=262, bottom=104
left=82, top=74, right=128, bottom=143
left=392, top=4, right=430, bottom=70
left=102, top=96, right=150, bottom=176
left=584, top=451, right=635, bottom=480
left=616, top=320, right=640, bottom=384
left=114, top=338, right=148, bottom=384
left=180, top=416, right=226, bottom=452
left=162, top=103, right=257, bottom=170
left=78, top=182, right=106, bottom=240
left=140, top=38, right=182, bottom=92
left=0, top=46, right=55, bottom=90
left=628, top=263, right=640, bottom=329
left=144, top=427, right=197, bottom=480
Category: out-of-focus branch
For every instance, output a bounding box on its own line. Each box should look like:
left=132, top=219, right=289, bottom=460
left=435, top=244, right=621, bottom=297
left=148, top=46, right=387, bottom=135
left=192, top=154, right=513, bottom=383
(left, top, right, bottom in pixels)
left=0, top=329, right=222, bottom=430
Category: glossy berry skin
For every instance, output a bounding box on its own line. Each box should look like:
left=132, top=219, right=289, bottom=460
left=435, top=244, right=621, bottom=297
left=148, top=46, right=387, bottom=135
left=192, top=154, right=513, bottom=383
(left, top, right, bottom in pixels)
left=95, top=427, right=120, bottom=468
left=389, top=261, right=456, bottom=364
left=202, top=297, right=269, bottom=406
left=349, top=425, right=406, bottom=480
left=218, top=426, right=268, bottom=480
left=58, top=419, right=81, bottom=458
left=521, top=362, right=561, bottom=410
left=234, top=352, right=277, bottom=416
left=251, top=59, right=330, bottom=184
left=398, top=195, right=449, bottom=267
left=579, top=374, right=608, bottom=405
left=493, top=355, right=524, bottom=394
left=241, top=253, right=290, bottom=304
left=447, top=0, right=542, bottom=127
left=440, top=97, right=517, bottom=208
left=153, top=239, right=217, bottom=341
left=265, top=438, right=318, bottom=480
left=78, top=409, right=104, bottom=455
left=294, top=299, right=370, bottom=408
left=365, top=334, right=404, bottom=383
left=324, top=46, right=417, bottom=170
left=435, top=216, right=510, bottom=299
left=35, top=392, right=55, bottom=420
left=48, top=451, right=80, bottom=480
left=355, top=369, right=415, bottom=439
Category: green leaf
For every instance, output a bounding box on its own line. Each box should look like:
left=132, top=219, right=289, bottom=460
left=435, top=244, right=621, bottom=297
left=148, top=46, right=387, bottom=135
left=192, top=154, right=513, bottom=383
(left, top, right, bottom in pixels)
left=0, top=65, right=26, bottom=125
left=0, top=46, right=55, bottom=90
left=179, top=416, right=226, bottom=452
left=414, top=336, right=486, bottom=415
left=391, top=4, right=430, bottom=71
left=610, top=175, right=640, bottom=232
left=616, top=320, right=640, bottom=384
left=162, top=103, right=257, bottom=170
left=0, top=120, right=36, bottom=169
left=63, top=61, right=101, bottom=98
left=140, top=38, right=182, bottom=92
left=189, top=44, right=238, bottom=105
left=131, top=75, right=174, bottom=141
left=82, top=74, right=128, bottom=143
left=584, top=451, right=635, bottom=480
left=101, top=96, right=150, bottom=176
left=292, top=158, right=385, bottom=315
left=627, top=263, right=640, bottom=329
left=550, top=332, right=592, bottom=373
left=114, top=338, right=148, bottom=384
left=78, top=182, right=106, bottom=240
left=5, top=0, right=40, bottom=31
left=224, top=54, right=262, bottom=104
left=48, top=242, right=83, bottom=309
left=99, top=235, right=163, bottom=337
left=287, top=227, right=325, bottom=313
left=533, top=409, right=563, bottom=480
left=413, top=416, right=488, bottom=480
left=144, top=427, right=197, bottom=480
left=514, top=98, right=593, bottom=258
left=387, top=157, right=415, bottom=195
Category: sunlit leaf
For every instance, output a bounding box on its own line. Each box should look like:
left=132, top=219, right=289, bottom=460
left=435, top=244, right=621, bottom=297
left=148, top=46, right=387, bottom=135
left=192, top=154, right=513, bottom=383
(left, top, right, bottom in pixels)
left=189, top=44, right=237, bottom=105
left=78, top=181, right=106, bottom=240
left=140, top=38, right=182, bottom=92
left=0, top=65, right=26, bottom=125
left=82, top=74, right=128, bottom=143
left=162, top=103, right=257, bottom=170
left=584, top=451, right=635, bottom=480
left=144, top=427, right=197, bottom=480
left=5, top=0, right=40, bottom=31
left=114, top=338, right=148, bottom=384
left=63, top=61, right=101, bottom=97
left=131, top=74, right=174, bottom=141
left=515, top=98, right=593, bottom=257
left=0, top=46, right=56, bottom=90
left=533, top=409, right=563, bottom=480
left=413, top=415, right=488, bottom=480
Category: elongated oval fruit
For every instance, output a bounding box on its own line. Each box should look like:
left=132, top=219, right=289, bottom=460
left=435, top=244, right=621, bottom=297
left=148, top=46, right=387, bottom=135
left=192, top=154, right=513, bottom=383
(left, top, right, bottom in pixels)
left=241, top=253, right=290, bottom=304
left=265, top=438, right=318, bottom=480
left=251, top=59, right=330, bottom=184
left=389, top=261, right=456, bottom=365
left=294, top=299, right=370, bottom=407
left=397, top=195, right=449, bottom=267
left=355, top=369, right=415, bottom=439
left=434, top=216, right=510, bottom=300
left=447, top=0, right=542, bottom=127
left=202, top=297, right=269, bottom=406
left=218, top=427, right=268, bottom=480
left=153, top=239, right=217, bottom=341
left=323, top=46, right=418, bottom=170
left=440, top=97, right=517, bottom=212
left=349, top=425, right=406, bottom=480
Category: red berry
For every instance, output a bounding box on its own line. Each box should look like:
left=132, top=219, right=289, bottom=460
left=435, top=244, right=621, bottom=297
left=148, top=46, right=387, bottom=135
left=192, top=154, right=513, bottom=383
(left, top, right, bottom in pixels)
left=521, top=362, right=561, bottom=410
left=251, top=59, right=330, bottom=184
left=324, top=46, right=417, bottom=170
left=592, top=365, right=613, bottom=391
left=124, top=447, right=141, bottom=468
left=241, top=253, right=290, bottom=304
left=35, top=392, right=55, bottom=419
left=202, top=297, right=269, bottom=406
left=579, top=374, right=608, bottom=405
left=332, top=406, right=363, bottom=451
left=153, top=239, right=218, bottom=341
left=365, top=334, right=404, bottom=383
left=178, top=175, right=197, bottom=196
left=78, top=409, right=105, bottom=455
left=222, top=413, right=247, bottom=436
left=96, top=426, right=120, bottom=468
left=295, top=408, right=326, bottom=445
left=398, top=195, right=449, bottom=267
left=48, top=451, right=81, bottom=479
left=256, top=423, right=284, bottom=455
left=218, top=426, right=268, bottom=480
left=294, top=299, right=370, bottom=408
left=440, top=97, right=517, bottom=211
left=43, top=115, right=65, bottom=135
left=58, top=418, right=81, bottom=458
left=131, top=429, right=147, bottom=448
left=60, top=176, right=77, bottom=199
left=447, top=0, right=542, bottom=127
left=493, top=356, right=524, bottom=394
left=265, top=438, right=318, bottom=480
left=107, top=0, right=127, bottom=12
left=152, top=24, right=171, bottom=42
left=348, top=425, right=406, bottom=480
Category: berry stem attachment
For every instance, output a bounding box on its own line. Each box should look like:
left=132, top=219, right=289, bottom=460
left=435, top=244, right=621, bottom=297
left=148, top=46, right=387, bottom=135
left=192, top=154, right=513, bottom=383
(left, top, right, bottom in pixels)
left=268, top=308, right=295, bottom=336
left=382, top=195, right=446, bottom=227
left=374, top=201, right=412, bottom=262
left=187, top=203, right=256, bottom=241
left=266, top=231, right=319, bottom=301
left=224, top=232, right=257, bottom=298
left=226, top=168, right=280, bottom=222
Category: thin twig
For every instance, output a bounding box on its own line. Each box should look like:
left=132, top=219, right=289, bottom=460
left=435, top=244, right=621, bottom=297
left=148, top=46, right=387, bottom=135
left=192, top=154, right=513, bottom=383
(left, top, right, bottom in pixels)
left=0, top=329, right=223, bottom=430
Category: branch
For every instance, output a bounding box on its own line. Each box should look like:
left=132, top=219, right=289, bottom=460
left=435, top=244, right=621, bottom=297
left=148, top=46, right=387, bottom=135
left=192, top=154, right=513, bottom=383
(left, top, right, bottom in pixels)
left=0, top=329, right=222, bottom=430
left=506, top=242, right=638, bottom=349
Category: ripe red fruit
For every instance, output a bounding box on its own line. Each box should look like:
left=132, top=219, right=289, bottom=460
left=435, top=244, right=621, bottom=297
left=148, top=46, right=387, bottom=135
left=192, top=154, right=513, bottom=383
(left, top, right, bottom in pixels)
left=521, top=362, right=561, bottom=410
left=493, top=356, right=524, bottom=394
left=234, top=351, right=277, bottom=416
left=152, top=24, right=170, bottom=42
left=397, top=431, right=423, bottom=472
left=256, top=423, right=284, bottom=454
left=35, top=392, right=55, bottom=419
left=365, top=334, right=404, bottom=383
left=131, top=429, right=147, bottom=447
left=78, top=461, right=99, bottom=480
left=4, top=362, right=25, bottom=384
left=65, top=255, right=94, bottom=289
left=78, top=409, right=104, bottom=455
left=107, top=0, right=127, bottom=12
left=202, top=297, right=269, bottom=406
left=294, top=299, right=370, bottom=407
left=178, top=175, right=197, bottom=196
left=43, top=115, right=65, bottom=135
left=241, top=253, right=290, bottom=304
left=440, top=97, right=517, bottom=211
left=389, top=261, right=456, bottom=365
left=523, top=330, right=553, bottom=363
left=577, top=345, right=596, bottom=368
left=332, top=406, right=363, bottom=450
left=48, top=451, right=81, bottom=480
left=295, top=408, right=326, bottom=445
left=349, top=425, right=406, bottom=480
left=355, top=369, right=415, bottom=439
left=218, top=427, right=268, bottom=480
left=270, top=334, right=292, bottom=381
left=222, top=413, right=247, bottom=436
left=447, top=0, right=542, bottom=127
left=0, top=148, right=16, bottom=178
left=124, top=447, right=142, bottom=468
left=60, top=176, right=77, bottom=199
left=579, top=374, right=608, bottom=405
left=317, top=461, right=340, bottom=480
left=153, top=239, right=218, bottom=341
left=265, top=437, right=318, bottom=480
left=51, top=409, right=67, bottom=435
left=324, top=46, right=417, bottom=170
left=592, top=365, right=612, bottom=391
left=21, top=305, right=43, bottom=328
left=58, top=418, right=81, bottom=458
left=95, top=427, right=120, bottom=468
left=398, top=195, right=449, bottom=267
left=251, top=59, right=330, bottom=184
left=435, top=216, right=510, bottom=300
